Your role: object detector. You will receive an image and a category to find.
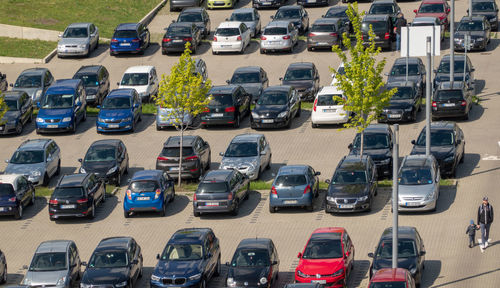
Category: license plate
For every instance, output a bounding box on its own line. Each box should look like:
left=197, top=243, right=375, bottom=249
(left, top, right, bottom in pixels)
left=170, top=167, right=179, bottom=171
left=120, top=43, right=131, bottom=46
left=405, top=202, right=420, bottom=207
left=308, top=0, right=316, bottom=2
left=312, top=280, right=326, bottom=284
left=60, top=204, right=76, bottom=209
left=108, top=124, right=119, bottom=128
left=339, top=204, right=354, bottom=209
left=283, top=200, right=298, bottom=204
left=443, top=103, right=455, bottom=107
left=205, top=202, right=219, bottom=206
left=211, top=113, right=223, bottom=117
left=0, top=127, right=3, bottom=131
left=47, top=125, right=58, bottom=128
left=269, top=41, right=280, bottom=44
left=173, top=40, right=183, bottom=43
left=375, top=36, right=380, bottom=39
left=388, top=114, right=401, bottom=118
left=262, top=119, right=274, bottom=123
left=0, top=207, right=6, bottom=211
left=262, top=2, right=271, bottom=4
left=323, top=109, right=336, bottom=113
left=137, top=197, right=150, bottom=201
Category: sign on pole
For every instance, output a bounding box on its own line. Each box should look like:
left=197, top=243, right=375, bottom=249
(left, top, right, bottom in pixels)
left=401, top=26, right=440, bottom=57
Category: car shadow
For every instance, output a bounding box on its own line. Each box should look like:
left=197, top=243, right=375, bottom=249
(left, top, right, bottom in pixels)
left=420, top=260, right=442, bottom=287
left=465, top=103, right=485, bottom=122
left=347, top=260, right=371, bottom=287
left=133, top=266, right=156, bottom=287
left=292, top=40, right=307, bottom=54
left=134, top=115, right=156, bottom=133
left=53, top=193, right=118, bottom=224
left=48, top=166, right=78, bottom=188
left=234, top=0, right=252, bottom=9
left=245, top=41, right=260, bottom=55
left=485, top=38, right=500, bottom=52
left=111, top=43, right=160, bottom=58
left=197, top=190, right=261, bottom=219
left=275, top=271, right=296, bottom=287
left=3, top=272, right=25, bottom=286
left=474, top=79, right=486, bottom=95
left=123, top=166, right=146, bottom=183
left=87, top=43, right=110, bottom=59
left=258, top=162, right=287, bottom=182
left=457, top=153, right=480, bottom=179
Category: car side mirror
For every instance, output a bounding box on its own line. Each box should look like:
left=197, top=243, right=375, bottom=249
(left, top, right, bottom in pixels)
left=58, top=34, right=62, bottom=38
left=384, top=72, right=389, bottom=76
left=325, top=179, right=331, bottom=184
left=297, top=252, right=302, bottom=258
left=279, top=77, right=283, bottom=81
left=116, top=82, right=120, bottom=86
left=206, top=252, right=212, bottom=259
left=132, top=259, right=139, bottom=265
left=272, top=260, right=278, bottom=265
left=368, top=253, right=374, bottom=258
left=456, top=139, right=462, bottom=145
left=420, top=251, right=426, bottom=256
left=225, top=18, right=229, bottom=21
left=5, top=159, right=9, bottom=163
left=411, top=140, right=416, bottom=145
left=226, top=80, right=230, bottom=84
left=219, top=152, right=224, bottom=157
left=23, top=265, right=29, bottom=270
left=78, top=158, right=83, bottom=163
left=156, top=254, right=160, bottom=259
left=321, top=14, right=325, bottom=18
left=97, top=105, right=101, bottom=109
left=315, top=76, right=319, bottom=80
left=345, top=251, right=349, bottom=257
left=447, top=8, right=451, bottom=13
left=81, top=262, right=87, bottom=266
left=260, top=150, right=266, bottom=155
left=315, top=171, right=321, bottom=176
left=348, top=143, right=353, bottom=150
left=47, top=156, right=53, bottom=162
left=37, top=102, right=41, bottom=108
left=9, top=83, right=13, bottom=87
left=413, top=9, right=417, bottom=13
left=471, top=68, right=475, bottom=72
left=270, top=15, right=274, bottom=19
left=225, top=262, right=230, bottom=266
left=134, top=103, right=140, bottom=108
left=71, top=263, right=77, bottom=268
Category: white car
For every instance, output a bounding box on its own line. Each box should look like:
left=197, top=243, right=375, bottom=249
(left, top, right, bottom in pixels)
left=330, top=62, right=345, bottom=86
left=118, top=66, right=159, bottom=102
left=311, top=85, right=350, bottom=127
left=212, top=21, right=251, bottom=54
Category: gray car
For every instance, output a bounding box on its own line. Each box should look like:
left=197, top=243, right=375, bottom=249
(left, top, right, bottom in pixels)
left=307, top=18, right=348, bottom=51
left=227, top=66, right=269, bottom=103
left=57, top=23, right=99, bottom=58
left=11, top=68, right=54, bottom=103
left=170, top=0, right=203, bottom=12
left=260, top=21, right=298, bottom=54
left=386, top=57, right=426, bottom=96
left=22, top=240, right=81, bottom=288
left=5, top=139, right=61, bottom=186
left=219, top=134, right=272, bottom=180
left=228, top=8, right=262, bottom=37
left=0, top=91, right=33, bottom=135
left=397, top=155, right=440, bottom=212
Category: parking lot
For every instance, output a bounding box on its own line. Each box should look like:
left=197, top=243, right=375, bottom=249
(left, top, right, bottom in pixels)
left=1, top=0, right=500, bottom=287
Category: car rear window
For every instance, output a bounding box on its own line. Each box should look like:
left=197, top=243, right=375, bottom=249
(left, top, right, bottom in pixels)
left=231, top=72, right=260, bottom=84
left=113, top=30, right=138, bottom=38
left=418, top=3, right=445, bottom=13
left=130, top=181, right=159, bottom=193
left=264, top=27, right=287, bottom=35
left=209, top=94, right=234, bottom=106
left=435, top=90, right=464, bottom=101
left=311, top=24, right=336, bottom=33
left=160, top=147, right=195, bottom=157
left=317, top=94, right=342, bottom=106
left=0, top=184, right=15, bottom=197
left=391, top=87, right=414, bottom=99
left=390, top=64, right=419, bottom=76
left=5, top=99, right=18, bottom=110
left=369, top=282, right=407, bottom=288
left=197, top=182, right=228, bottom=193
left=325, top=9, right=347, bottom=18
left=362, top=21, right=388, bottom=32
left=369, top=4, right=395, bottom=15
left=216, top=28, right=240, bottom=36
left=230, top=12, right=253, bottom=22
left=167, top=26, right=191, bottom=35
left=178, top=13, right=203, bottom=22
left=52, top=187, right=84, bottom=198
left=275, top=175, right=307, bottom=187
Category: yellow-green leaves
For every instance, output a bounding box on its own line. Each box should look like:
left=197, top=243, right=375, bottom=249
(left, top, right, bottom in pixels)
left=0, top=91, right=7, bottom=125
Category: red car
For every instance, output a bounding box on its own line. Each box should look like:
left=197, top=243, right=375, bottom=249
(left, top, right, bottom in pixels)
left=414, top=0, right=451, bottom=29
left=368, top=268, right=416, bottom=288
left=295, top=227, right=354, bottom=288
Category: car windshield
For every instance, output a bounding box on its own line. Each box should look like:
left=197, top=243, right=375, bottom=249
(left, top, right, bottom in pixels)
left=376, top=240, right=417, bottom=258
left=160, top=147, right=195, bottom=157
left=0, top=184, right=15, bottom=197
left=303, top=238, right=343, bottom=259
left=284, top=69, right=313, bottom=81
left=161, top=244, right=203, bottom=261
left=437, top=60, right=467, bottom=73
left=337, top=66, right=345, bottom=75
left=369, top=4, right=395, bottom=14
left=120, top=73, right=149, bottom=86
left=14, top=75, right=42, bottom=88
left=353, top=133, right=390, bottom=149
left=275, top=174, right=307, bottom=187
left=370, top=282, right=407, bottom=288
left=399, top=168, right=433, bottom=185
left=10, top=150, right=44, bottom=164
left=89, top=251, right=128, bottom=268
left=264, top=27, right=287, bottom=35
left=435, top=90, right=464, bottom=101
left=418, top=3, right=445, bottom=13
left=391, top=87, right=414, bottom=99
left=416, top=130, right=454, bottom=146
left=113, top=30, right=137, bottom=38
left=362, top=21, right=388, bottom=32
left=130, top=181, right=159, bottom=193
left=231, top=13, right=253, bottom=22
left=52, top=187, right=84, bottom=198
left=178, top=13, right=203, bottom=22
left=326, top=8, right=347, bottom=18
left=29, top=253, right=67, bottom=271
left=225, top=142, right=258, bottom=157
left=311, top=24, right=336, bottom=32
left=457, top=20, right=484, bottom=31
left=332, top=170, right=367, bottom=184
left=101, top=97, right=131, bottom=109
left=197, top=182, right=228, bottom=193
left=231, top=249, right=270, bottom=267
left=5, top=99, right=18, bottom=110
left=391, top=64, right=420, bottom=76
left=41, top=94, right=74, bottom=109
left=216, top=28, right=240, bottom=36
left=231, top=72, right=260, bottom=84
left=317, top=94, right=342, bottom=106
left=257, top=91, right=288, bottom=105
left=84, top=146, right=116, bottom=162
left=209, top=94, right=233, bottom=106
left=63, top=27, right=88, bottom=38
left=412, top=21, right=437, bottom=27
left=275, top=9, right=301, bottom=19
left=74, top=74, right=98, bottom=87
left=472, top=2, right=496, bottom=12
left=167, top=26, right=191, bottom=35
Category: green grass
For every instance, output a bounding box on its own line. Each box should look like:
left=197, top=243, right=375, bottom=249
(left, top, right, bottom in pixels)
left=301, top=102, right=314, bottom=111
left=0, top=0, right=162, bottom=38
left=176, top=180, right=330, bottom=193
left=0, top=37, right=56, bottom=58
left=378, top=178, right=455, bottom=187
left=36, top=185, right=117, bottom=197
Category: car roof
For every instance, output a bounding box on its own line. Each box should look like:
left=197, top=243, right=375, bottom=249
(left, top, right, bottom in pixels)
left=264, top=85, right=292, bottom=93
left=123, top=65, right=154, bottom=74
left=0, top=174, right=20, bottom=185
left=317, top=85, right=343, bottom=95
left=312, top=227, right=345, bottom=235
left=234, top=66, right=261, bottom=73
left=265, top=21, right=291, bottom=28
left=108, top=88, right=136, bottom=98
left=233, top=8, right=255, bottom=13
left=412, top=16, right=439, bottom=23
left=278, top=5, right=302, bottom=10
left=3, top=91, right=25, bottom=99
left=438, top=81, right=466, bottom=90
left=217, top=21, right=243, bottom=28
left=67, top=23, right=92, bottom=28
left=386, top=81, right=415, bottom=88
left=402, top=155, right=435, bottom=168
left=371, top=268, right=408, bottom=282
left=421, top=0, right=447, bottom=3
left=327, top=6, right=348, bottom=12
left=49, top=79, right=81, bottom=89
left=393, top=57, right=421, bottom=65
left=237, top=238, right=273, bottom=250
left=19, top=68, right=48, bottom=76
left=116, top=23, right=140, bottom=31
left=164, top=135, right=198, bottom=147
left=97, top=237, right=132, bottom=250
left=182, top=7, right=204, bottom=13
left=203, top=169, right=233, bottom=181
left=381, top=226, right=419, bottom=240
left=231, top=133, right=263, bottom=143
left=340, top=154, right=371, bottom=166
left=170, top=228, right=212, bottom=243
left=75, top=65, right=102, bottom=74
left=363, top=123, right=391, bottom=134
left=372, top=0, right=397, bottom=3
left=363, top=14, right=390, bottom=21
left=58, top=173, right=88, bottom=187
left=441, top=54, right=468, bottom=61
left=460, top=15, right=486, bottom=21
left=278, top=165, right=308, bottom=175
left=210, top=85, right=239, bottom=94
left=18, top=139, right=52, bottom=150
left=90, top=139, right=121, bottom=147
left=313, top=18, right=340, bottom=25
left=472, top=0, right=495, bottom=2
left=287, top=62, right=314, bottom=70
left=169, top=22, right=193, bottom=28
left=131, top=170, right=163, bottom=180
left=36, top=240, right=72, bottom=253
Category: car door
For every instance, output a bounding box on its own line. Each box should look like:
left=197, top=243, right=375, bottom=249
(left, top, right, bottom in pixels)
left=369, top=158, right=377, bottom=195
left=289, top=23, right=298, bottom=44
left=302, top=8, right=309, bottom=30
left=116, top=143, right=126, bottom=175
left=195, top=138, right=207, bottom=169
left=127, top=241, right=139, bottom=283
left=203, top=236, right=216, bottom=279
left=200, top=138, right=210, bottom=168
left=289, top=89, right=298, bottom=117
left=344, top=233, right=354, bottom=270
left=18, top=94, right=28, bottom=124
left=261, top=69, right=269, bottom=88
left=270, top=241, right=279, bottom=279
left=70, top=243, right=81, bottom=282
left=16, top=177, right=29, bottom=206
left=254, top=9, right=261, bottom=34
left=132, top=93, right=140, bottom=122
left=45, top=145, right=56, bottom=177
left=204, top=10, right=211, bottom=33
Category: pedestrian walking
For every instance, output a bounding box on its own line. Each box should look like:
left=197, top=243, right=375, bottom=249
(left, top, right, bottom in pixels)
left=394, top=12, right=407, bottom=51
left=466, top=220, right=479, bottom=248
left=477, top=196, right=494, bottom=248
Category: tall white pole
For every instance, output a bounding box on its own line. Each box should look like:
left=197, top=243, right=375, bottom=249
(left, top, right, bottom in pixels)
left=426, top=37, right=432, bottom=156
left=392, top=124, right=399, bottom=268
left=450, top=0, right=455, bottom=86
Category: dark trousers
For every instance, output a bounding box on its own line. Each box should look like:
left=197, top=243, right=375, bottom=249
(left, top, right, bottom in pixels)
left=469, top=235, right=475, bottom=246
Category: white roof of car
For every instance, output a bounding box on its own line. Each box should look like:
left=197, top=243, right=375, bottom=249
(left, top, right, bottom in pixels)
left=317, top=85, right=343, bottom=96
left=217, top=21, right=243, bottom=29
left=0, top=174, right=20, bottom=186
left=123, top=65, right=155, bottom=74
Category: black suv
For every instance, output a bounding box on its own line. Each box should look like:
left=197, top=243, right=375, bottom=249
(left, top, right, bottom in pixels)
left=81, top=237, right=143, bottom=288
left=79, top=139, right=129, bottom=185
left=325, top=155, right=378, bottom=213
left=361, top=15, right=394, bottom=50
left=280, top=62, right=320, bottom=101
left=368, top=0, right=401, bottom=24
left=379, top=81, right=421, bottom=123
left=0, top=91, right=33, bottom=135
left=72, top=65, right=110, bottom=105
left=201, top=85, right=251, bottom=128
left=432, top=81, right=473, bottom=120
left=433, top=54, right=475, bottom=90
left=193, top=169, right=250, bottom=217
left=250, top=85, right=301, bottom=129
left=410, top=121, right=465, bottom=177
left=177, top=7, right=211, bottom=38
left=348, top=124, right=394, bottom=178
left=470, top=0, right=498, bottom=30
left=271, top=5, right=310, bottom=34
left=226, top=238, right=280, bottom=288
left=156, top=135, right=211, bottom=180
left=49, top=173, right=106, bottom=220
left=227, top=66, right=269, bottom=103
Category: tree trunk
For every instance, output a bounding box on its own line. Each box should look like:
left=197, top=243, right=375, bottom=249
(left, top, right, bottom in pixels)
left=360, top=111, right=365, bottom=159
left=178, top=126, right=184, bottom=187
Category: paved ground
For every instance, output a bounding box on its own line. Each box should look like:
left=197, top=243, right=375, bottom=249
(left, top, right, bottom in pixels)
left=0, top=1, right=500, bottom=287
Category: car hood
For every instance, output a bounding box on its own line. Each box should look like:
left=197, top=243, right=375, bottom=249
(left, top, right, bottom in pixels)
left=221, top=156, right=259, bottom=168
left=387, top=99, right=414, bottom=109
left=2, top=110, right=21, bottom=121
left=253, top=105, right=287, bottom=116
left=454, top=31, right=487, bottom=38
left=24, top=269, right=68, bottom=286
left=349, top=148, right=391, bottom=161
left=82, top=161, right=116, bottom=174
left=119, top=85, right=148, bottom=94
left=297, top=258, right=344, bottom=275
left=373, top=256, right=418, bottom=272
left=399, top=183, right=435, bottom=197
left=154, top=259, right=203, bottom=277
left=99, top=109, right=132, bottom=119
left=38, top=107, right=73, bottom=118
left=243, top=21, right=257, bottom=30
left=85, top=87, right=99, bottom=95
left=281, top=80, right=313, bottom=89
left=228, top=266, right=269, bottom=283
left=387, top=75, right=420, bottom=84
left=82, top=267, right=129, bottom=285
left=328, top=183, right=369, bottom=197
left=59, top=37, right=89, bottom=46
left=435, top=73, right=467, bottom=82
left=5, top=163, right=45, bottom=176
left=411, top=145, right=455, bottom=160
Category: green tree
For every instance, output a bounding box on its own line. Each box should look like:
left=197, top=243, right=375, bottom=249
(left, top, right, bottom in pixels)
left=331, top=3, right=396, bottom=156
left=154, top=43, right=212, bottom=187
left=0, top=91, right=8, bottom=125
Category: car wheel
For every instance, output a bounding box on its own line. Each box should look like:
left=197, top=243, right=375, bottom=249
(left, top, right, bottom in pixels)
left=124, top=210, right=130, bottom=218
left=307, top=47, right=312, bottom=51
left=269, top=205, right=276, bottom=213
left=286, top=117, right=292, bottom=129
left=206, top=154, right=211, bottom=170
left=296, top=103, right=301, bottom=117
left=56, top=160, right=61, bottom=175
left=214, top=256, right=221, bottom=276
left=312, top=122, right=318, bottom=128
left=101, top=188, right=106, bottom=203
left=463, top=112, right=469, bottom=120
left=30, top=190, right=35, bottom=206
left=28, top=111, right=33, bottom=123
left=15, top=122, right=23, bottom=135
left=245, top=183, right=250, bottom=199
left=193, top=210, right=200, bottom=217
left=233, top=114, right=240, bottom=128
left=89, top=202, right=95, bottom=219
left=156, top=124, right=161, bottom=131
left=0, top=265, right=6, bottom=284
left=260, top=48, right=265, bottom=54
left=159, top=201, right=166, bottom=217
left=42, top=173, right=50, bottom=186
left=14, top=205, right=23, bottom=220
left=460, top=147, right=465, bottom=164
left=200, top=278, right=206, bottom=288
left=71, top=119, right=77, bottom=134
left=231, top=200, right=239, bottom=216
left=115, top=172, right=121, bottom=186
left=82, top=109, right=87, bottom=122
left=169, top=188, right=175, bottom=203
left=266, top=155, right=271, bottom=170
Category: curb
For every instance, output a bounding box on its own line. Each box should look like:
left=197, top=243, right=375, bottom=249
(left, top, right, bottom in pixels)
left=43, top=48, right=58, bottom=63
left=140, top=0, right=168, bottom=26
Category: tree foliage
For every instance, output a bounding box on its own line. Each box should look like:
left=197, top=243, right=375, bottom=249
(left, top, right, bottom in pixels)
left=0, top=91, right=7, bottom=125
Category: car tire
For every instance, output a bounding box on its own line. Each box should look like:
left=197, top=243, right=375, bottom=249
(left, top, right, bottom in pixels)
left=124, top=210, right=130, bottom=218
left=56, top=160, right=61, bottom=175
left=0, top=265, right=6, bottom=284
left=101, top=188, right=106, bottom=203
left=28, top=111, right=33, bottom=123
left=286, top=117, right=292, bottom=129
left=169, top=188, right=175, bottom=203
left=269, top=205, right=276, bottom=213
left=156, top=124, right=161, bottom=131
left=42, top=173, right=50, bottom=186
left=14, top=205, right=23, bottom=220
left=30, top=190, right=35, bottom=206
left=245, top=183, right=250, bottom=199
left=82, top=109, right=87, bottom=122
left=460, top=147, right=465, bottom=164
left=312, top=122, right=318, bottom=128
left=89, top=202, right=95, bottom=219
left=231, top=200, right=239, bottom=216
left=159, top=201, right=166, bottom=217
left=214, top=256, right=221, bottom=276
left=266, top=155, right=271, bottom=170
left=296, top=103, right=301, bottom=117
left=307, top=47, right=312, bottom=51
left=200, top=278, right=206, bottom=288
left=233, top=114, right=240, bottom=128
left=260, top=48, right=265, bottom=54
left=15, top=122, right=23, bottom=135
left=193, top=210, right=200, bottom=217
left=115, top=172, right=121, bottom=186
left=463, top=112, right=469, bottom=120
left=71, top=119, right=77, bottom=134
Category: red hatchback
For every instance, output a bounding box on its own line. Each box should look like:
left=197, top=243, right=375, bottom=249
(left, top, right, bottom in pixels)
left=368, top=268, right=416, bottom=288
left=295, top=227, right=354, bottom=288
left=414, top=0, right=451, bottom=28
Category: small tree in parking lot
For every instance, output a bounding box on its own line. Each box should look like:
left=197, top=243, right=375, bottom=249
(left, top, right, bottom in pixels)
left=0, top=92, right=7, bottom=125
left=154, top=43, right=212, bottom=187
left=330, top=3, right=396, bottom=156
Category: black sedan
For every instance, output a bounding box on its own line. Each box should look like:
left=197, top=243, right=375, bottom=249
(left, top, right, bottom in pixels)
left=0, top=91, right=33, bottom=135
left=379, top=81, right=421, bottom=123
left=162, top=22, right=202, bottom=55
left=250, top=85, right=301, bottom=129
left=271, top=5, right=309, bottom=34
left=79, top=139, right=129, bottom=185
left=410, top=121, right=465, bottom=177
left=454, top=15, right=491, bottom=51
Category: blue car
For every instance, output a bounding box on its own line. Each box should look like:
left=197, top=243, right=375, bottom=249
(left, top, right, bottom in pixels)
left=35, top=79, right=87, bottom=134
left=123, top=170, right=175, bottom=218
left=110, top=23, right=150, bottom=56
left=269, top=165, right=320, bottom=213
left=150, top=228, right=221, bottom=288
left=96, top=88, right=142, bottom=133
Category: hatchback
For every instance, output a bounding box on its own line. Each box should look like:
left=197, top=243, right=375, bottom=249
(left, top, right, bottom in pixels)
left=11, top=68, right=54, bottom=102
left=118, top=65, right=159, bottom=102
left=123, top=170, right=175, bottom=217
left=78, top=139, right=129, bottom=185
left=432, top=81, right=473, bottom=120
left=470, top=0, right=498, bottom=30
left=368, top=0, right=401, bottom=24
left=368, top=227, right=426, bottom=285
left=0, top=250, right=6, bottom=284
left=193, top=169, right=250, bottom=216
left=228, top=8, right=262, bottom=37
left=369, top=268, right=416, bottom=288
left=170, top=0, right=203, bottom=12
left=251, top=85, right=301, bottom=129
left=96, top=88, right=143, bottom=133
left=307, top=18, right=348, bottom=51
left=281, top=62, right=320, bottom=101
left=57, top=22, right=99, bottom=58
left=397, top=155, right=440, bottom=212
left=311, top=85, right=350, bottom=127
left=162, top=22, right=202, bottom=55
left=72, top=65, right=110, bottom=106
left=379, top=81, right=421, bottom=123
left=433, top=54, right=475, bottom=90
left=212, top=22, right=252, bottom=54
left=269, top=165, right=320, bottom=212
left=414, top=0, right=450, bottom=28
left=110, top=23, right=150, bottom=55
left=325, top=155, right=378, bottom=213
left=227, top=66, right=269, bottom=103
left=272, top=5, right=309, bottom=34
left=295, top=227, right=354, bottom=288
left=201, top=85, right=251, bottom=128
left=208, top=0, right=237, bottom=9
left=260, top=21, right=298, bottom=54
left=226, top=238, right=280, bottom=288
left=150, top=228, right=221, bottom=288
left=0, top=174, right=35, bottom=219
left=361, top=15, right=394, bottom=50
left=5, top=139, right=61, bottom=186
left=386, top=57, right=426, bottom=95
left=323, top=6, right=352, bottom=33
left=156, top=135, right=211, bottom=180
left=22, top=240, right=81, bottom=288
left=177, top=7, right=211, bottom=38
left=253, top=0, right=285, bottom=9
left=454, top=15, right=491, bottom=51
left=81, top=237, right=143, bottom=288
left=48, top=173, right=105, bottom=220
left=0, top=91, right=33, bottom=135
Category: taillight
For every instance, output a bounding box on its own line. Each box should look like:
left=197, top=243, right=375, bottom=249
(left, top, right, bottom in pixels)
left=271, top=186, right=277, bottom=195
left=49, top=199, right=58, bottom=205
left=77, top=198, right=88, bottom=204
left=126, top=190, right=132, bottom=200
left=193, top=194, right=197, bottom=201
left=237, top=36, right=242, bottom=41
left=155, top=189, right=161, bottom=195
left=384, top=33, right=390, bottom=40
left=329, top=33, right=338, bottom=37
left=157, top=156, right=169, bottom=161
left=163, top=38, right=172, bottom=42
left=361, top=35, right=364, bottom=41
left=225, top=106, right=236, bottom=113
left=228, top=194, right=233, bottom=200
left=303, top=185, right=311, bottom=194
left=132, top=38, right=140, bottom=42
left=111, top=39, right=118, bottom=43
left=202, top=107, right=210, bottom=113
left=313, top=99, right=318, bottom=112
left=432, top=101, right=437, bottom=107
left=461, top=100, right=467, bottom=106
left=184, top=37, right=193, bottom=41
left=8, top=197, right=16, bottom=202
left=213, top=36, right=217, bottom=42
left=283, top=35, right=290, bottom=40
left=185, top=156, right=199, bottom=161
left=260, top=36, right=267, bottom=40
left=308, top=33, right=316, bottom=37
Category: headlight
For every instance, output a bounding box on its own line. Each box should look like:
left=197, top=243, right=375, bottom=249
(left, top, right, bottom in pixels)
left=277, top=111, right=288, bottom=118
left=56, top=276, right=66, bottom=285
left=404, top=107, right=413, bottom=112
left=58, top=45, right=64, bottom=49
left=371, top=268, right=378, bottom=276
left=7, top=119, right=17, bottom=125
left=115, top=281, right=128, bottom=287
left=80, top=284, right=91, bottom=288
left=188, top=273, right=202, bottom=281
left=80, top=167, right=86, bottom=173
left=121, top=117, right=132, bottom=122
left=35, top=90, right=42, bottom=98
left=444, top=155, right=454, bottom=162
left=454, top=38, right=460, bottom=42
left=326, top=196, right=335, bottom=202
left=490, top=17, right=497, bottom=22
left=22, top=278, right=31, bottom=285
left=31, top=170, right=41, bottom=177
left=425, top=191, right=435, bottom=201
left=227, top=277, right=237, bottom=287
left=107, top=166, right=118, bottom=175
left=251, top=111, right=260, bottom=119
left=259, top=277, right=268, bottom=284
left=379, top=158, right=391, bottom=165
left=358, top=195, right=368, bottom=202
left=332, top=268, right=344, bottom=276
left=97, top=117, right=103, bottom=123
left=36, top=117, right=44, bottom=123
left=62, top=117, right=72, bottom=122
left=78, top=44, right=87, bottom=49
left=139, top=92, right=148, bottom=97
left=151, top=274, right=161, bottom=281
left=297, top=270, right=307, bottom=277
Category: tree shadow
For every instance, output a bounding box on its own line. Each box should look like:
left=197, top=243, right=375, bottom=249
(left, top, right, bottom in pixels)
left=421, top=260, right=442, bottom=287
left=197, top=190, right=261, bottom=219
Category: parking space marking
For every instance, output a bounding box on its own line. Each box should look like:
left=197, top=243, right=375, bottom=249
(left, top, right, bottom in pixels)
left=379, top=191, right=392, bottom=221
left=249, top=191, right=267, bottom=224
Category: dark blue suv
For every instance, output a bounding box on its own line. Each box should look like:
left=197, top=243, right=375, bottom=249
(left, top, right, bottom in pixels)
left=150, top=228, right=221, bottom=288
left=96, top=89, right=142, bottom=133
left=110, top=23, right=150, bottom=55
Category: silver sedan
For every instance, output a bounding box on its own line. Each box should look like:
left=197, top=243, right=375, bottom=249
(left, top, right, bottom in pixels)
left=57, top=22, right=99, bottom=57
